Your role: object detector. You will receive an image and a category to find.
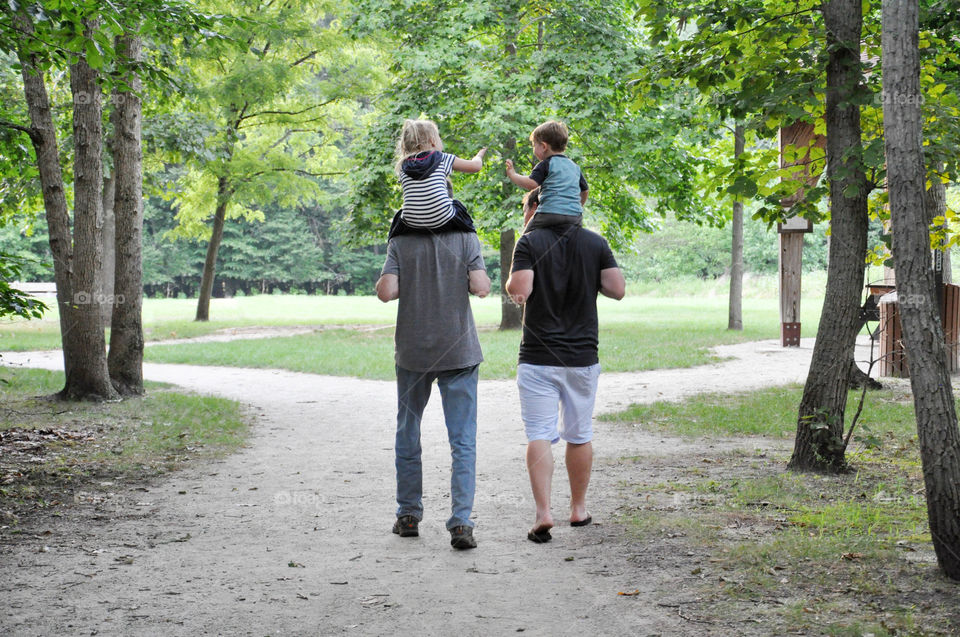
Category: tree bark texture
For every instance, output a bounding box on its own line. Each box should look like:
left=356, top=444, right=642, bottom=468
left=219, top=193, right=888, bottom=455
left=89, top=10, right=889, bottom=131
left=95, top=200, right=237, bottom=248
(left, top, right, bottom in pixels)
left=499, top=228, right=522, bottom=330
left=108, top=33, right=145, bottom=395
left=789, top=0, right=869, bottom=471
left=100, top=169, right=115, bottom=325
left=926, top=166, right=950, bottom=283
left=882, top=0, right=960, bottom=581
left=728, top=124, right=745, bottom=331
left=499, top=132, right=522, bottom=331
left=65, top=28, right=117, bottom=400
left=14, top=14, right=78, bottom=390
left=195, top=176, right=231, bottom=321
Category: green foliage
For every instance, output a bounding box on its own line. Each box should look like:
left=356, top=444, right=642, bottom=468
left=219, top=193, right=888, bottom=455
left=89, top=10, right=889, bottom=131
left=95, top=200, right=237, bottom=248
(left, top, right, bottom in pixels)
left=347, top=0, right=706, bottom=246
left=163, top=0, right=385, bottom=241
left=141, top=194, right=385, bottom=297
left=619, top=212, right=829, bottom=282
left=0, top=251, right=46, bottom=319
left=636, top=0, right=960, bottom=234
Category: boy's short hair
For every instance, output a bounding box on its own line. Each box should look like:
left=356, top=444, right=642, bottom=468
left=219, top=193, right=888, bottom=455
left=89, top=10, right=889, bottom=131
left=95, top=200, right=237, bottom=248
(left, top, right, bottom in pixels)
left=522, top=187, right=540, bottom=210
left=530, top=121, right=568, bottom=152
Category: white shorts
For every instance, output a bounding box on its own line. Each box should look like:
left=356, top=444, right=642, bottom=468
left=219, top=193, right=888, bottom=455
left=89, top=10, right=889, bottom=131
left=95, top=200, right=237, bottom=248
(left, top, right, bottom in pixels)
left=516, top=363, right=601, bottom=444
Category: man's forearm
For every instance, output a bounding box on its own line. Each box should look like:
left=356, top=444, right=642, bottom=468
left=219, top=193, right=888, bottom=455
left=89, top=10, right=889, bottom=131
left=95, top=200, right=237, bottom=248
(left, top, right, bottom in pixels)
left=469, top=270, right=491, bottom=298
left=376, top=274, right=399, bottom=302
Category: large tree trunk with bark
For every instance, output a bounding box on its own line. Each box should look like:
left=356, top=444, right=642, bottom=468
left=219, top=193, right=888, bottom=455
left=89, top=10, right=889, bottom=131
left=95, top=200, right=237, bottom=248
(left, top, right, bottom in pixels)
left=728, top=123, right=745, bottom=331
left=195, top=177, right=231, bottom=321
left=65, top=28, right=117, bottom=401
left=789, top=0, right=869, bottom=472
left=108, top=33, right=145, bottom=395
left=14, top=14, right=77, bottom=387
left=882, top=0, right=960, bottom=581
left=499, top=228, right=522, bottom=330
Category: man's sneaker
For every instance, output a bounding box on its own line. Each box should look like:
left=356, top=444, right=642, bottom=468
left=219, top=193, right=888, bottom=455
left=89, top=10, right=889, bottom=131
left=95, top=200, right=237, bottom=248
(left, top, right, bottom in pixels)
left=392, top=515, right=419, bottom=537
left=449, top=525, right=477, bottom=550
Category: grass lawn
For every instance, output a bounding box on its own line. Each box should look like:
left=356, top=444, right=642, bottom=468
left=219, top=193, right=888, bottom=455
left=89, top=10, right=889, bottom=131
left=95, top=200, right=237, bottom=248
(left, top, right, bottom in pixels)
left=603, top=384, right=959, bottom=635
left=1, top=274, right=826, bottom=379
left=0, top=294, right=418, bottom=351
left=0, top=366, right=250, bottom=528
left=140, top=293, right=824, bottom=379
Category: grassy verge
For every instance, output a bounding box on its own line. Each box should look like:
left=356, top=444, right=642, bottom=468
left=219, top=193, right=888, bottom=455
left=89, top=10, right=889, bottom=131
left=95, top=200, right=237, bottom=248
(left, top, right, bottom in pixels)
left=0, top=366, right=250, bottom=529
left=599, top=383, right=919, bottom=438
left=135, top=293, right=823, bottom=379
left=0, top=287, right=824, bottom=357
left=606, top=385, right=959, bottom=634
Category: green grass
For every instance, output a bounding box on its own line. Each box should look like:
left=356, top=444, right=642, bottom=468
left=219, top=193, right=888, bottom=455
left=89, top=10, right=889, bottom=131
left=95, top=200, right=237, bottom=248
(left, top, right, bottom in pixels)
left=601, top=384, right=919, bottom=439
left=608, top=384, right=958, bottom=635
left=0, top=294, right=442, bottom=351
left=0, top=366, right=250, bottom=523
left=0, top=279, right=825, bottom=363
left=133, top=292, right=822, bottom=379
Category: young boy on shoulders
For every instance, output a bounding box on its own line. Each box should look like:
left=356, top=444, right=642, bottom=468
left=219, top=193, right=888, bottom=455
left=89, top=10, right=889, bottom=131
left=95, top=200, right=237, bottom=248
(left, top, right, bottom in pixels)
left=505, top=120, right=587, bottom=232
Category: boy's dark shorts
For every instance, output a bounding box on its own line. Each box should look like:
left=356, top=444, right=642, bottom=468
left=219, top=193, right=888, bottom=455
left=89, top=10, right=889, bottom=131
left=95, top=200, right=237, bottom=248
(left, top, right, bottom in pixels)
left=523, top=212, right=583, bottom=234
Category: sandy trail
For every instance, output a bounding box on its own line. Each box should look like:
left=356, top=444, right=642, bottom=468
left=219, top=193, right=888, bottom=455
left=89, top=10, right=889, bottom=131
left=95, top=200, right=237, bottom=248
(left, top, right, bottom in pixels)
left=0, top=338, right=856, bottom=635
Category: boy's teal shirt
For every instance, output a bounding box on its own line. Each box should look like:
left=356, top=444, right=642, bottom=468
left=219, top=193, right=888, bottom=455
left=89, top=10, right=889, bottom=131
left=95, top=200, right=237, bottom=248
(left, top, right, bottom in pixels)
left=534, top=154, right=586, bottom=216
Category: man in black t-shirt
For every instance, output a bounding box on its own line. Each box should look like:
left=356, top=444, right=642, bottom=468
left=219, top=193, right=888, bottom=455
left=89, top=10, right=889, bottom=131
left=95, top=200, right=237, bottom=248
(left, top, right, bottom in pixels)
left=505, top=188, right=626, bottom=544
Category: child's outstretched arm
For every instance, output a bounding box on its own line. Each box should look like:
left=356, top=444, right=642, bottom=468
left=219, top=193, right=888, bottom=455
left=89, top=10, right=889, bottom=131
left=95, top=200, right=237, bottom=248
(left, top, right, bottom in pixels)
left=452, top=148, right=487, bottom=174
left=505, top=159, right=538, bottom=190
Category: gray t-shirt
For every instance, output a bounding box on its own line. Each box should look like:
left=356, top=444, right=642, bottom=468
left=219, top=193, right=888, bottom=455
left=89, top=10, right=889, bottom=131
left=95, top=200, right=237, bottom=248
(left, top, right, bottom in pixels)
left=381, top=232, right=486, bottom=372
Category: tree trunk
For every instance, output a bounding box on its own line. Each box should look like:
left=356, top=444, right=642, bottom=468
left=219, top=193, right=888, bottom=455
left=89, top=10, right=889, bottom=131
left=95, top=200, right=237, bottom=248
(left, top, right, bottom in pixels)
left=499, top=228, right=522, bottom=330
left=108, top=33, right=145, bottom=396
left=728, top=123, right=745, bottom=331
left=195, top=177, right=231, bottom=321
left=789, top=0, right=869, bottom=472
left=100, top=169, right=116, bottom=326
left=14, top=13, right=78, bottom=390
left=64, top=23, right=117, bottom=400
left=926, top=165, right=950, bottom=283
left=882, top=0, right=960, bottom=581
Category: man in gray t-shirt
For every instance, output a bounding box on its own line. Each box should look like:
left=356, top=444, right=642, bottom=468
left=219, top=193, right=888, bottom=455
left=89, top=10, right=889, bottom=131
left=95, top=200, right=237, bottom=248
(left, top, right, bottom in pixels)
left=376, top=231, right=490, bottom=550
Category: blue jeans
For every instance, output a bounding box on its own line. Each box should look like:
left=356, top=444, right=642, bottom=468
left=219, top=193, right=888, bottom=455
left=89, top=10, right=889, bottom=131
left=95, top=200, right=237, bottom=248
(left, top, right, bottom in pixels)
left=395, top=364, right=478, bottom=530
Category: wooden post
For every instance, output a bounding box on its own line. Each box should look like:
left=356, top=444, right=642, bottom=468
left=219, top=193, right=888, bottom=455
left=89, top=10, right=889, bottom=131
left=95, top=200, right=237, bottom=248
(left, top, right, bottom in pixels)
left=777, top=121, right=825, bottom=347
left=779, top=231, right=804, bottom=346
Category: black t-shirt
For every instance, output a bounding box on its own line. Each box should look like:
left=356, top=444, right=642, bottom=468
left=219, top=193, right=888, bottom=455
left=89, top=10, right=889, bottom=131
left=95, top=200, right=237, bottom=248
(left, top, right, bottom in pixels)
left=511, top=224, right=618, bottom=367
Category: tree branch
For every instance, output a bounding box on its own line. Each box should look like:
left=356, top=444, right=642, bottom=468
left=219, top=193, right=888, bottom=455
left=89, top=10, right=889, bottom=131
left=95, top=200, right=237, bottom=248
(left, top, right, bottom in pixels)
left=734, top=8, right=818, bottom=38
left=0, top=119, right=40, bottom=143
left=291, top=50, right=319, bottom=67
left=241, top=167, right=346, bottom=181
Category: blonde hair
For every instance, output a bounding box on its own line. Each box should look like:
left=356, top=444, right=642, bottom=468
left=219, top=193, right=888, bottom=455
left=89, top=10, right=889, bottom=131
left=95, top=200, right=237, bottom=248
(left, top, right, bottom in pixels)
left=395, top=119, right=442, bottom=172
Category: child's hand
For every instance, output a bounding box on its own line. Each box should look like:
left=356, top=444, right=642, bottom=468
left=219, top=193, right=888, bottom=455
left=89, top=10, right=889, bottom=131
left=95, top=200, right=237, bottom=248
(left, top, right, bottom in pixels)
left=504, top=159, right=515, bottom=175
left=475, top=147, right=487, bottom=160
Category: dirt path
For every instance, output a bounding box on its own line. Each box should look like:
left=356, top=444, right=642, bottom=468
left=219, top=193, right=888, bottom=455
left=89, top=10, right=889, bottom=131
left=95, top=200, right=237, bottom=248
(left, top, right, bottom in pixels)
left=0, top=339, right=844, bottom=635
